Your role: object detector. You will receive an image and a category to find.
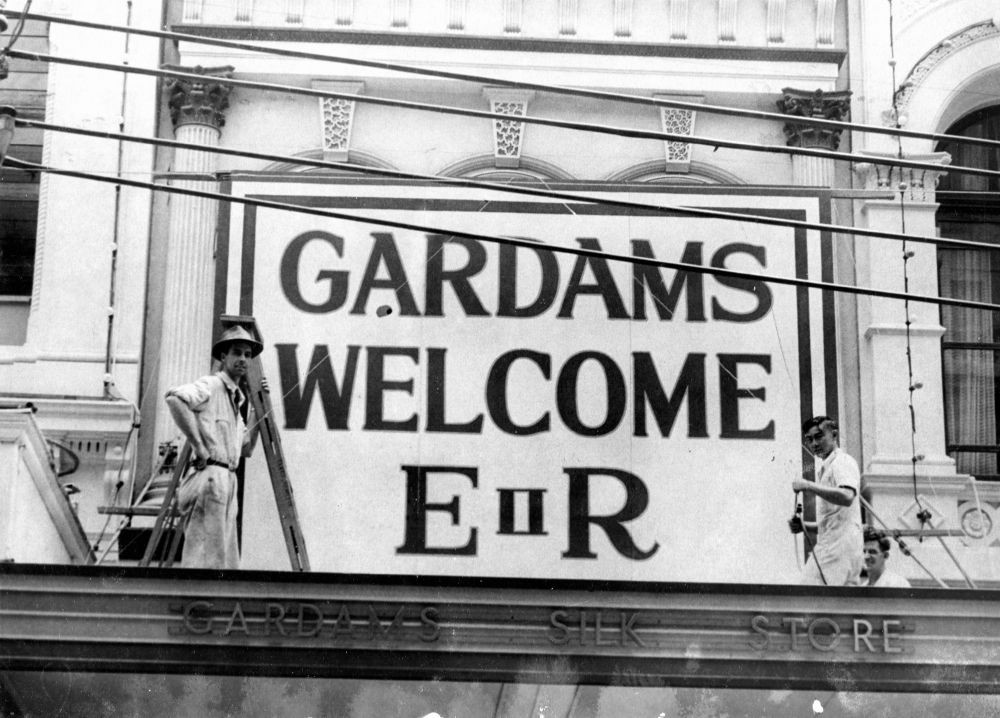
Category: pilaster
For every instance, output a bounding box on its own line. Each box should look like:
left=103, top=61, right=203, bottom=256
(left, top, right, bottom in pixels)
left=852, top=152, right=970, bottom=568
left=154, top=66, right=233, bottom=448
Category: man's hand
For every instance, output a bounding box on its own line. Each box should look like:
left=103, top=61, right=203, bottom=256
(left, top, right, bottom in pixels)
left=192, top=444, right=210, bottom=470
left=788, top=515, right=804, bottom=534
left=791, top=479, right=811, bottom=494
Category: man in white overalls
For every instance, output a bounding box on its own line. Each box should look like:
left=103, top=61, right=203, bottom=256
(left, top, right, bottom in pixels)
left=165, top=326, right=263, bottom=569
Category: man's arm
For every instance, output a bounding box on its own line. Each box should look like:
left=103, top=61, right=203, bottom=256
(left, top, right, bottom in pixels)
left=791, top=478, right=856, bottom=506
left=166, top=395, right=210, bottom=466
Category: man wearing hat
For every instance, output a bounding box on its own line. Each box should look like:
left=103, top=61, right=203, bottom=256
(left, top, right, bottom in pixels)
left=165, top=325, right=263, bottom=569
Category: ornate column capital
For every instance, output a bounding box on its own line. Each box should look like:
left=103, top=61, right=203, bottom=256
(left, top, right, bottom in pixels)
left=162, top=65, right=235, bottom=131
left=853, top=151, right=952, bottom=202
left=777, top=87, right=852, bottom=150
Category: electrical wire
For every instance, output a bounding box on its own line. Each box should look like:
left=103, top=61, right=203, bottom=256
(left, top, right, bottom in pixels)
left=9, top=48, right=1000, bottom=184
left=18, top=116, right=1000, bottom=254
left=6, top=154, right=1000, bottom=314
left=11, top=8, right=1000, bottom=153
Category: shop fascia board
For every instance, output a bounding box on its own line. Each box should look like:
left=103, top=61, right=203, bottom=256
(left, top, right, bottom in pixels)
left=177, top=40, right=841, bottom=94
left=1, top=564, right=999, bottom=692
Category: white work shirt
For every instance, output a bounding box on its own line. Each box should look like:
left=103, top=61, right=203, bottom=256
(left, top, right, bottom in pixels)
left=869, top=571, right=911, bottom=588
left=812, top=447, right=863, bottom=567
left=166, top=371, right=249, bottom=467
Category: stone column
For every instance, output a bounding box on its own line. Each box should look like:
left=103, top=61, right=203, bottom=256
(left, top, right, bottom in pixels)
left=853, top=152, right=975, bottom=581
left=777, top=87, right=851, bottom=186
left=154, top=65, right=233, bottom=447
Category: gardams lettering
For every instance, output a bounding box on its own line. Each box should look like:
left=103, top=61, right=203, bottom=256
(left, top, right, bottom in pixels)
left=276, top=345, right=774, bottom=439
left=278, top=231, right=772, bottom=322
left=179, top=600, right=441, bottom=641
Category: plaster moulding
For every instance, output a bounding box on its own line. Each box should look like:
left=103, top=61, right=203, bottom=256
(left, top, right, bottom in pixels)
left=893, top=21, right=1000, bottom=124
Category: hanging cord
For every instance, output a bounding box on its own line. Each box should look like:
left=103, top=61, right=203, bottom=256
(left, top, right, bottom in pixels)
left=887, top=0, right=932, bottom=533
left=790, top=493, right=828, bottom=585
left=860, top=495, right=948, bottom=588
left=103, top=0, right=133, bottom=399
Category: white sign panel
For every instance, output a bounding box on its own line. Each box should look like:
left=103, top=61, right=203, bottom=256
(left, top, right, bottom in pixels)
left=222, top=179, right=835, bottom=583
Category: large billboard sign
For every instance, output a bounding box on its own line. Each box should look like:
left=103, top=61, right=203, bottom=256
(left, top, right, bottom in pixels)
left=220, top=179, right=835, bottom=582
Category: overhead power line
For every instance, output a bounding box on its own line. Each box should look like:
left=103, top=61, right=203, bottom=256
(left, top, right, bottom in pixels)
left=19, top=116, right=1000, bottom=255
left=9, top=49, right=1000, bottom=183
left=6, top=154, right=998, bottom=314
left=12, top=8, right=1000, bottom=152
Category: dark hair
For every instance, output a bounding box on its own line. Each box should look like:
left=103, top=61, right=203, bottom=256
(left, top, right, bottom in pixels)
left=863, top=526, right=891, bottom=552
left=802, top=415, right=838, bottom=435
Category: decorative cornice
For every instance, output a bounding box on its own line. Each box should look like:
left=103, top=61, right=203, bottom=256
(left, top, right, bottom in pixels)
left=893, top=21, right=1000, bottom=123
left=777, top=87, right=852, bottom=150
left=853, top=151, right=951, bottom=202
left=162, top=65, right=235, bottom=131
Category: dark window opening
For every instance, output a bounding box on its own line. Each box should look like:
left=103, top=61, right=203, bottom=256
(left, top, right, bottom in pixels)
left=937, top=105, right=1000, bottom=479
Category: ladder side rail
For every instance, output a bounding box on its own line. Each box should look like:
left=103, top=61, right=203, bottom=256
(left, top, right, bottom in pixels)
left=247, top=357, right=311, bottom=572
left=138, top=442, right=191, bottom=567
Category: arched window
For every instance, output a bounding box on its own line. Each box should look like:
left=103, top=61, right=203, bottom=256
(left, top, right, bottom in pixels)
left=937, top=105, right=1000, bottom=479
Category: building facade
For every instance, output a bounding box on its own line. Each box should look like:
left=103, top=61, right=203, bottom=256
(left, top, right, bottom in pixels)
left=2, top=0, right=999, bottom=714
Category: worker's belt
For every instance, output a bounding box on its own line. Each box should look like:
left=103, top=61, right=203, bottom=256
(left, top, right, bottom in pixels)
left=203, top=458, right=237, bottom=472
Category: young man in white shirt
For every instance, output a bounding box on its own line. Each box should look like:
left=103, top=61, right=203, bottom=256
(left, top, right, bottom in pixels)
left=789, top=416, right=864, bottom=586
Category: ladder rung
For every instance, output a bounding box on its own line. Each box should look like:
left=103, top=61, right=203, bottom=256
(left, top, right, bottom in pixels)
left=98, top=506, right=177, bottom=516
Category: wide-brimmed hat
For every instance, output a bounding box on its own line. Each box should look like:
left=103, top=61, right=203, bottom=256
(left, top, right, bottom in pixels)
left=212, top=325, right=263, bottom=358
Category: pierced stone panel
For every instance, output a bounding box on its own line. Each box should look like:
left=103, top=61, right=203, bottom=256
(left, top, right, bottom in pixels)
left=313, top=81, right=365, bottom=162
left=656, top=95, right=702, bottom=171
left=484, top=88, right=534, bottom=169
